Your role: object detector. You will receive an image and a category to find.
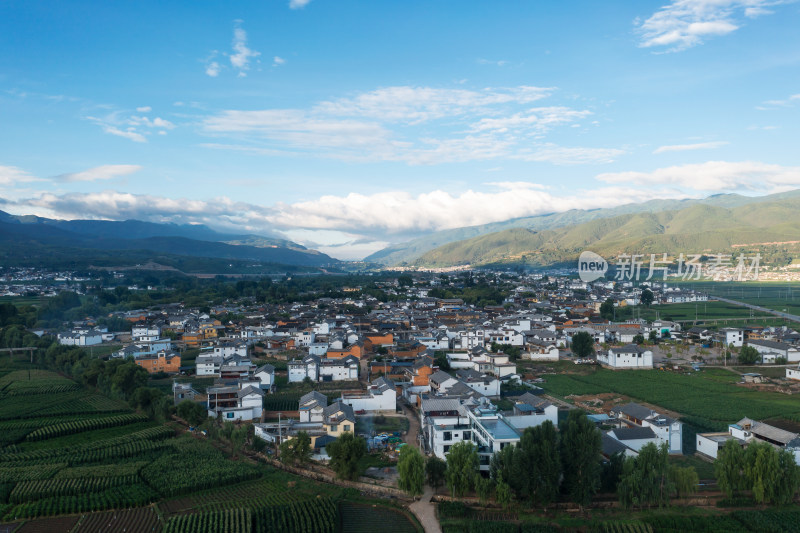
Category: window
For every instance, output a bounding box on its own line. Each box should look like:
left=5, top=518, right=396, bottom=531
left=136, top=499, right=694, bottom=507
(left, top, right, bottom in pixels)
left=443, top=431, right=452, bottom=441
left=343, top=425, right=351, bottom=432
left=226, top=413, right=234, bottom=419
left=463, top=431, right=471, bottom=440
left=330, top=424, right=338, bottom=432
left=443, top=445, right=451, bottom=453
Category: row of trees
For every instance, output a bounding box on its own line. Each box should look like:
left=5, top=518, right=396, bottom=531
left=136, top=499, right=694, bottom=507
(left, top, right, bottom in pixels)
left=716, top=439, right=800, bottom=504
left=617, top=442, right=699, bottom=508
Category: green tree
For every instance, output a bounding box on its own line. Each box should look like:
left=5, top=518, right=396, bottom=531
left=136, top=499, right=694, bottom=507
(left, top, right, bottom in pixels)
left=398, top=445, right=425, bottom=497
left=570, top=331, right=594, bottom=358
left=495, top=476, right=513, bottom=509
left=640, top=289, right=654, bottom=307
left=231, top=425, right=248, bottom=457
left=633, top=333, right=645, bottom=345
left=738, top=345, right=760, bottom=365
left=280, top=431, right=313, bottom=466
left=445, top=441, right=479, bottom=497
left=618, top=442, right=672, bottom=509
left=599, top=298, right=615, bottom=321
left=426, top=456, right=447, bottom=490
left=773, top=448, right=800, bottom=505
left=475, top=474, right=494, bottom=505
left=669, top=466, right=699, bottom=499
left=177, top=399, right=207, bottom=426
left=515, top=421, right=561, bottom=506
left=715, top=439, right=746, bottom=498
left=559, top=410, right=601, bottom=510
left=648, top=330, right=659, bottom=343
left=327, top=432, right=366, bottom=480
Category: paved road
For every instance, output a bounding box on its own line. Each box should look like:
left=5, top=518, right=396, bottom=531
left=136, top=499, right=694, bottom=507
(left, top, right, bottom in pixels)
left=400, top=402, right=422, bottom=448
left=714, top=295, right=800, bottom=324
left=409, top=484, right=443, bottom=533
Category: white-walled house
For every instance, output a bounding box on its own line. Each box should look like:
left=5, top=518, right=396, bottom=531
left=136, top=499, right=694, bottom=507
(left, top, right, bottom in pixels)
left=195, top=355, right=224, bottom=376
left=597, top=345, right=653, bottom=369
left=207, top=382, right=264, bottom=421
left=340, top=377, right=397, bottom=413
left=288, top=355, right=358, bottom=383
left=787, top=365, right=800, bottom=381
left=213, top=342, right=248, bottom=359
left=609, top=403, right=683, bottom=454
left=747, top=340, right=800, bottom=363
left=254, top=364, right=275, bottom=391
left=58, top=329, right=104, bottom=346
left=719, top=328, right=744, bottom=348
left=288, top=355, right=320, bottom=383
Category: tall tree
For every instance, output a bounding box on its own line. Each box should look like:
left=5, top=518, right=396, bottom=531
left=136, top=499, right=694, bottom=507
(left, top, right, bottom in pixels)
left=715, top=439, right=746, bottom=498
left=618, top=442, right=672, bottom=509
left=599, top=298, right=615, bottom=321
left=521, top=421, right=561, bottom=506
left=398, top=445, right=425, bottom=497
left=640, top=288, right=654, bottom=307
left=279, top=431, right=312, bottom=466
left=570, top=332, right=594, bottom=358
left=669, top=466, right=699, bottom=499
left=327, top=432, right=366, bottom=480
left=559, top=410, right=601, bottom=510
left=426, top=456, right=447, bottom=490
left=445, top=441, right=479, bottom=497
left=738, top=345, right=760, bottom=365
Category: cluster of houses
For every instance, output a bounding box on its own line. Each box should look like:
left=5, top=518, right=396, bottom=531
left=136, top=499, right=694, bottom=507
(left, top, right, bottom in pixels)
left=47, top=272, right=800, bottom=468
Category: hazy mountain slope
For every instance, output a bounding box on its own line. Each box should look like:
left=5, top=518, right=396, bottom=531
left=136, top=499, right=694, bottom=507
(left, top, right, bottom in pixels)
left=414, top=196, right=800, bottom=267
left=366, top=190, right=800, bottom=266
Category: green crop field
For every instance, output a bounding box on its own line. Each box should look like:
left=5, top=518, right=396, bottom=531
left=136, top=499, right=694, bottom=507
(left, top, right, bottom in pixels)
left=0, top=364, right=416, bottom=531
left=616, top=300, right=768, bottom=323
left=683, top=281, right=800, bottom=316
left=538, top=367, right=800, bottom=431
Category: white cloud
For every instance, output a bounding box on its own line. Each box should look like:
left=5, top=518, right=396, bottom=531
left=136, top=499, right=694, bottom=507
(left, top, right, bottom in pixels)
left=206, top=61, right=221, bottom=77
left=315, top=86, right=553, bottom=124
left=8, top=184, right=689, bottom=259
left=202, top=85, right=614, bottom=165
left=55, top=165, right=142, bottom=183
left=266, top=184, right=686, bottom=234
left=289, top=0, right=312, bottom=9
left=273, top=56, right=286, bottom=67
left=477, top=58, right=508, bottom=66
left=230, top=27, right=260, bottom=75
left=99, top=125, right=147, bottom=143
left=129, top=116, right=176, bottom=130
left=136, top=106, right=152, bottom=113
left=597, top=160, right=800, bottom=192
left=757, top=92, right=800, bottom=109
left=653, top=141, right=728, bottom=153
left=636, top=0, right=787, bottom=51
left=0, top=165, right=39, bottom=186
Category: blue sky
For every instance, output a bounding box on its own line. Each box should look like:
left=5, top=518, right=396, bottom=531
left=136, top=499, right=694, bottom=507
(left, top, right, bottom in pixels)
left=2, top=0, right=800, bottom=259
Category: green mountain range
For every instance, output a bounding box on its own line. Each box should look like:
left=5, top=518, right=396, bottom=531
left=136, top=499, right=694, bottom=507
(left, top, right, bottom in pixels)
left=366, top=190, right=800, bottom=266
left=412, top=194, right=800, bottom=268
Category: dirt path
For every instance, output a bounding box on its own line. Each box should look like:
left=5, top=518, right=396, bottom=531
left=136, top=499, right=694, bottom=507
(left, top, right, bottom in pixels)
left=400, top=401, right=422, bottom=448
left=409, top=485, right=442, bottom=533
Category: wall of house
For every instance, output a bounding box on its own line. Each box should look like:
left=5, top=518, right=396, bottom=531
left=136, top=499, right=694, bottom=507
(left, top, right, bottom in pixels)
left=696, top=434, right=723, bottom=459
left=341, top=390, right=396, bottom=413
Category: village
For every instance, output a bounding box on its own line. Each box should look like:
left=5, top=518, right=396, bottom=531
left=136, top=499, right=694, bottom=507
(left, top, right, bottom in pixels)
left=53, top=271, right=800, bottom=477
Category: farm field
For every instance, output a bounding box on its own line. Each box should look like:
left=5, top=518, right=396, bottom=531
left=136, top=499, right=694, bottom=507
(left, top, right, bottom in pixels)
left=0, top=365, right=408, bottom=531
left=616, top=300, right=769, bottom=323
left=538, top=367, right=800, bottom=431
left=339, top=502, right=420, bottom=533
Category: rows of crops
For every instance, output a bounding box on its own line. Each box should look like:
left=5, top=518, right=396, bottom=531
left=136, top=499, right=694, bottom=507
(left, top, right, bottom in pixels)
left=593, top=521, right=653, bottom=533
left=25, top=413, right=149, bottom=441
left=164, top=508, right=252, bottom=533
left=253, top=498, right=337, bottom=533
left=3, top=484, right=158, bottom=519
left=339, top=502, right=418, bottom=533
left=54, top=461, right=149, bottom=479
left=74, top=507, right=161, bottom=533
left=9, top=474, right=139, bottom=503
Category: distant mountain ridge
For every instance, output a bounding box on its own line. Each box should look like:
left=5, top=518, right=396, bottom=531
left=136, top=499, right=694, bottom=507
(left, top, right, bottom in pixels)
left=0, top=210, right=337, bottom=268
left=412, top=193, right=800, bottom=268
left=365, top=190, right=800, bottom=266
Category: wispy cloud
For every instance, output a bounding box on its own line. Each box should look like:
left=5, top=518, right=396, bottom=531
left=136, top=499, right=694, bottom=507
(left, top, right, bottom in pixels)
left=136, top=106, right=152, bottom=113
left=0, top=165, right=40, bottom=186
left=55, top=165, right=142, bottom=183
left=477, top=58, right=508, bottom=67
left=273, top=56, right=286, bottom=67
left=201, top=85, right=619, bottom=165
left=289, top=0, right=312, bottom=9
left=87, top=108, right=175, bottom=143
left=653, top=140, right=728, bottom=153
left=635, top=0, right=788, bottom=52
left=597, top=160, right=800, bottom=192
left=230, top=26, right=260, bottom=76
left=756, top=93, right=800, bottom=109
